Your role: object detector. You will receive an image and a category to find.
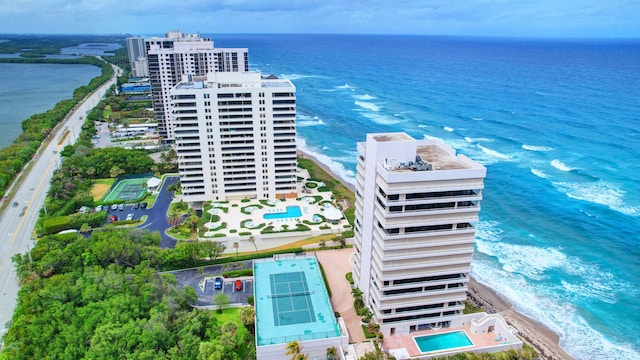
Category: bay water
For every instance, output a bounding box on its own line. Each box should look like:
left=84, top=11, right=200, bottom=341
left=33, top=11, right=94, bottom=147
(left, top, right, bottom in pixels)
left=0, top=63, right=100, bottom=148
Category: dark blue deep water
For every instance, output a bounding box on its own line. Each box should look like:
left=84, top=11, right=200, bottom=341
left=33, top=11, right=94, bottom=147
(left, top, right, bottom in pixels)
left=211, top=34, right=640, bottom=359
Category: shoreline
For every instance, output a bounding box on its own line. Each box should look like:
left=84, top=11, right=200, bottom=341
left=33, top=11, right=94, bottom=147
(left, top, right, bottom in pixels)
left=298, top=148, right=573, bottom=360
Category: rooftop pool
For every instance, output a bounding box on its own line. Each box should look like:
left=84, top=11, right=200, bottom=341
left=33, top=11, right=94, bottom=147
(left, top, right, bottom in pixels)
left=263, top=205, right=302, bottom=220
left=414, top=331, right=473, bottom=353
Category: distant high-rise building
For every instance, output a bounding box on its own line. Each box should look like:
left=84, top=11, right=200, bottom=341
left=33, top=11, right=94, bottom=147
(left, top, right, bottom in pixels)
left=353, top=133, right=486, bottom=336
left=146, top=30, right=249, bottom=141
left=170, top=71, right=297, bottom=207
left=125, top=36, right=148, bottom=77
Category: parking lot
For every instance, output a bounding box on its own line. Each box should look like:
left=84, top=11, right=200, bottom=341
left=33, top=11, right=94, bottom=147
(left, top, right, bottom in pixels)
left=166, top=261, right=254, bottom=307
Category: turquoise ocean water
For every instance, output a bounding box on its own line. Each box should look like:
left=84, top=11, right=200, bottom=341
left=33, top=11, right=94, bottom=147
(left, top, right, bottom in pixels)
left=0, top=63, right=100, bottom=148
left=211, top=34, right=640, bottom=359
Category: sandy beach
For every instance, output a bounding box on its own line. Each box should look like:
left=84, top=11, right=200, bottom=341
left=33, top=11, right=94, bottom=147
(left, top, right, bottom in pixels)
left=298, top=149, right=574, bottom=360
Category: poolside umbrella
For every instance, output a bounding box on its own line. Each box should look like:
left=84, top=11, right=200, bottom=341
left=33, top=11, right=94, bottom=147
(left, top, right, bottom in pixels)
left=324, top=206, right=343, bottom=221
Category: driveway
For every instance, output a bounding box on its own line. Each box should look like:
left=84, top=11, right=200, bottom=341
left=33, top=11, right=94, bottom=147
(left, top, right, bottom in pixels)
left=167, top=261, right=254, bottom=307
left=315, top=248, right=368, bottom=343
left=135, top=175, right=179, bottom=248
left=102, top=175, right=179, bottom=248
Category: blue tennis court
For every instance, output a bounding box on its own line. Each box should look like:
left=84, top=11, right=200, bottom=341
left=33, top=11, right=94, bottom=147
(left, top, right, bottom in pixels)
left=254, top=255, right=341, bottom=346
left=270, top=272, right=316, bottom=326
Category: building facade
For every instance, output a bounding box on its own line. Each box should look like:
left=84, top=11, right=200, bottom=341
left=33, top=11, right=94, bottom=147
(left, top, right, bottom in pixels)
left=125, top=36, right=148, bottom=77
left=146, top=31, right=249, bottom=141
left=170, top=72, right=297, bottom=207
left=353, top=133, right=486, bottom=336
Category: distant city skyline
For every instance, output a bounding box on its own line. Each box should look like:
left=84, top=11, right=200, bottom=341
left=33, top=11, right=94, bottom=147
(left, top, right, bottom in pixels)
left=1, top=0, right=639, bottom=38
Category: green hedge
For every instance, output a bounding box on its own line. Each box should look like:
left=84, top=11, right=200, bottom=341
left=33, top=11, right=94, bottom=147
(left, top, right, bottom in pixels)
left=43, top=211, right=108, bottom=235
left=223, top=269, right=253, bottom=278
left=318, top=186, right=331, bottom=192
left=318, top=262, right=332, bottom=297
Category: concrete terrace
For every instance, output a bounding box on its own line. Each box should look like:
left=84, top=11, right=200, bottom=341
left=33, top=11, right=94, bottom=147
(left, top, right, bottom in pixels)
left=186, top=167, right=352, bottom=254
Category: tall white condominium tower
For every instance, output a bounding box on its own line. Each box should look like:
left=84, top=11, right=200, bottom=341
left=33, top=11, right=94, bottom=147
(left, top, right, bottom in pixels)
left=353, top=133, right=486, bottom=336
left=125, top=36, right=148, bottom=77
left=146, top=30, right=249, bottom=141
left=170, top=72, right=297, bottom=208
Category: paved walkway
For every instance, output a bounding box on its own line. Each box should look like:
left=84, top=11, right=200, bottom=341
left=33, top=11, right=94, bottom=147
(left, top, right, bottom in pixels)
left=315, top=248, right=368, bottom=343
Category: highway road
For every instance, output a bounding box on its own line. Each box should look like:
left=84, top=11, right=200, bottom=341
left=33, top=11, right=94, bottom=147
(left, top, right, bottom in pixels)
left=0, top=63, right=120, bottom=337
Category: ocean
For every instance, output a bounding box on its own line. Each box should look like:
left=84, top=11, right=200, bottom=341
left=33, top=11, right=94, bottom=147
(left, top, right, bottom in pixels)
left=0, top=63, right=100, bottom=148
left=210, top=34, right=640, bottom=359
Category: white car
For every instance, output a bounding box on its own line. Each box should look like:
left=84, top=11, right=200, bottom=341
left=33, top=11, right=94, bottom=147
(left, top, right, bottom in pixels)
left=126, top=213, right=134, bottom=221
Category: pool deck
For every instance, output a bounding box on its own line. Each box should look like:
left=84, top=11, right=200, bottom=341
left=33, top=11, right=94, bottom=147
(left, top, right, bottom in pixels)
left=191, top=168, right=352, bottom=254
left=383, top=325, right=509, bottom=358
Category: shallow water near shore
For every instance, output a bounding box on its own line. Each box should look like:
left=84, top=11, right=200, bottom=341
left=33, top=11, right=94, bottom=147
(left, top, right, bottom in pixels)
left=212, top=34, right=640, bottom=359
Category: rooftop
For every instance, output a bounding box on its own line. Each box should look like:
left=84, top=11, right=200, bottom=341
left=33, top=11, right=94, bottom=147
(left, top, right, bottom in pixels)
left=254, top=255, right=340, bottom=346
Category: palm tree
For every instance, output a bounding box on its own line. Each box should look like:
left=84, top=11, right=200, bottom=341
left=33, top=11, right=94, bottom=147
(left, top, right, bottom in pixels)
left=233, top=241, right=239, bottom=257
left=326, top=346, right=338, bottom=360
left=285, top=341, right=305, bottom=360
left=248, top=236, right=258, bottom=253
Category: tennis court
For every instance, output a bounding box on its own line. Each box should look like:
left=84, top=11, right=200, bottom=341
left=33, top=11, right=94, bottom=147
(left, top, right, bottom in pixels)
left=270, top=272, right=316, bottom=326
left=102, top=178, right=148, bottom=202
left=254, top=255, right=341, bottom=346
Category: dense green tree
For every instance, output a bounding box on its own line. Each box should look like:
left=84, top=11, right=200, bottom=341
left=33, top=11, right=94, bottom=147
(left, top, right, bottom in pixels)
left=1, top=228, right=255, bottom=359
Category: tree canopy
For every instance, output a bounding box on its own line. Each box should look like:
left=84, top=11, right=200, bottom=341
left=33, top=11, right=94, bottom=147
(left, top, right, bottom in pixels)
left=2, top=229, right=254, bottom=360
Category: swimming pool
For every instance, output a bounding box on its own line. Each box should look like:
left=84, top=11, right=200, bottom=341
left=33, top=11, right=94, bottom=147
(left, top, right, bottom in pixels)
left=414, top=331, right=473, bottom=353
left=263, top=206, right=302, bottom=220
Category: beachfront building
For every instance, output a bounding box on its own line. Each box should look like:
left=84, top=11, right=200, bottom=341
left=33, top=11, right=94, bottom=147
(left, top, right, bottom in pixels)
left=353, top=133, right=487, bottom=337
left=126, top=36, right=149, bottom=77
left=146, top=30, right=249, bottom=141
left=254, top=254, right=349, bottom=360
left=170, top=71, right=297, bottom=208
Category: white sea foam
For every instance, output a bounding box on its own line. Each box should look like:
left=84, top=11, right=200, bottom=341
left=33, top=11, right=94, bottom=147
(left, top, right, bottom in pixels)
left=354, top=100, right=380, bottom=112
left=296, top=114, right=326, bottom=127
left=478, top=145, right=512, bottom=160
left=464, top=136, right=493, bottom=143
left=522, top=144, right=554, bottom=152
left=474, top=259, right=640, bottom=360
left=473, top=240, right=640, bottom=360
left=296, top=137, right=356, bottom=186
left=553, top=180, right=640, bottom=216
left=279, top=73, right=327, bottom=81
left=418, top=124, right=428, bottom=128
left=336, top=84, right=354, bottom=90
left=471, top=117, right=483, bottom=120
left=360, top=112, right=403, bottom=125
left=551, top=159, right=575, bottom=172
left=354, top=94, right=376, bottom=101
left=443, top=126, right=454, bottom=132
left=531, top=168, right=551, bottom=179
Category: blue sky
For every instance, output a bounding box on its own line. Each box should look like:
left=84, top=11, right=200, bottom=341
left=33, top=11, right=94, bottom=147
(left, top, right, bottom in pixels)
left=0, top=0, right=639, bottom=38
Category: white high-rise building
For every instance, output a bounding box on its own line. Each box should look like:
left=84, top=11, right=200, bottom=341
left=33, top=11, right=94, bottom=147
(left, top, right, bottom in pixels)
left=170, top=71, right=297, bottom=207
left=353, top=133, right=486, bottom=336
left=126, top=36, right=148, bottom=77
left=146, top=31, right=249, bottom=141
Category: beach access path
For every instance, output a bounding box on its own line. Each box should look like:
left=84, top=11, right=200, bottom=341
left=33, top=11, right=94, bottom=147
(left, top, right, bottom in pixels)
left=0, top=62, right=120, bottom=338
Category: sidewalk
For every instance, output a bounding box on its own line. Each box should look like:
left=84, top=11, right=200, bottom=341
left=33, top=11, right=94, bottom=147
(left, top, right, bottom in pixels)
left=315, top=248, right=368, bottom=343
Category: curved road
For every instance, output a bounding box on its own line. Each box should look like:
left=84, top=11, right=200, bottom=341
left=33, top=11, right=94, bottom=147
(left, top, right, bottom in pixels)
left=0, top=62, right=120, bottom=336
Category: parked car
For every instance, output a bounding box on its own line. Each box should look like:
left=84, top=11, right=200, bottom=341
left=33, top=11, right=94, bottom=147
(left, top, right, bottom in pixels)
left=111, top=204, right=118, bottom=211
left=126, top=213, right=134, bottom=221
left=79, top=206, right=88, bottom=214
left=140, top=202, right=148, bottom=209
left=118, top=204, right=125, bottom=211
left=214, top=277, right=223, bottom=290
left=134, top=202, right=140, bottom=209
left=235, top=280, right=243, bottom=291
left=109, top=215, right=118, bottom=223
left=95, top=205, right=103, bottom=212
